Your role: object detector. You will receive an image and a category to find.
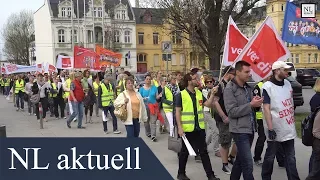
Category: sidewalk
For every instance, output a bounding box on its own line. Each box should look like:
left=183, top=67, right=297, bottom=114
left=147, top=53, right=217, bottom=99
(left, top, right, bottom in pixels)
left=0, top=97, right=311, bottom=179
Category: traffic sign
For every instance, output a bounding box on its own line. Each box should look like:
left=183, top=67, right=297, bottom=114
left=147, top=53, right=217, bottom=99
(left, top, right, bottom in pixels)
left=162, top=41, right=172, bottom=53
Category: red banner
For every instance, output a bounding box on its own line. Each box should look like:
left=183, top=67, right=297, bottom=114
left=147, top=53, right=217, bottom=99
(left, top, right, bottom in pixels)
left=96, top=45, right=122, bottom=67
left=62, top=57, right=72, bottom=68
left=74, top=46, right=100, bottom=69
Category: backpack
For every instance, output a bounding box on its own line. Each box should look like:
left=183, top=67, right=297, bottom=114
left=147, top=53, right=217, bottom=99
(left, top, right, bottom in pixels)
left=301, top=106, right=320, bottom=146
left=30, top=91, right=40, bottom=104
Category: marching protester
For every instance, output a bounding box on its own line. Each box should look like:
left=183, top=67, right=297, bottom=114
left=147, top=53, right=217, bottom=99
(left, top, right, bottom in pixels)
left=98, top=74, right=120, bottom=134
left=114, top=77, right=148, bottom=138
left=34, top=74, right=52, bottom=122
left=64, top=73, right=76, bottom=122
left=175, top=72, right=220, bottom=180
left=202, top=75, right=220, bottom=158
left=67, top=72, right=85, bottom=129
left=82, top=70, right=95, bottom=124
left=157, top=77, right=167, bottom=134
left=13, top=74, right=25, bottom=111
left=139, top=74, right=161, bottom=142
left=261, top=61, right=300, bottom=180
left=25, top=75, right=36, bottom=115
left=93, top=75, right=101, bottom=117
left=223, top=61, right=263, bottom=180
left=213, top=66, right=237, bottom=174
left=153, top=71, right=162, bottom=87
left=51, top=76, right=65, bottom=119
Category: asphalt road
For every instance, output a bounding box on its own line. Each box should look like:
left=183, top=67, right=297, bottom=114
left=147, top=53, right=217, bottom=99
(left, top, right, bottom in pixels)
left=295, top=86, right=316, bottom=114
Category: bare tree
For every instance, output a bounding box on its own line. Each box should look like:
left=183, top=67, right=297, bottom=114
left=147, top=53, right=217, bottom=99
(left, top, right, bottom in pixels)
left=142, top=0, right=264, bottom=70
left=1, top=10, right=34, bottom=65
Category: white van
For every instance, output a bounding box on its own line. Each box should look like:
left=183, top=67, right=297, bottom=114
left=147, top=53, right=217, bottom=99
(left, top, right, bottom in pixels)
left=285, top=62, right=297, bottom=79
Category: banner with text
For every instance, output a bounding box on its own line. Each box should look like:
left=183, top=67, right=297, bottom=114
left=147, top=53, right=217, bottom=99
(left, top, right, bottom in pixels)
left=56, top=55, right=74, bottom=69
left=96, top=45, right=122, bottom=67
left=74, top=46, right=100, bottom=69
left=0, top=138, right=172, bottom=180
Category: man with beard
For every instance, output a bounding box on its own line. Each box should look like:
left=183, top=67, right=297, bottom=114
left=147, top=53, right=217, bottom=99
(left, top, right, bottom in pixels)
left=261, top=61, right=300, bottom=180
left=175, top=72, right=220, bottom=180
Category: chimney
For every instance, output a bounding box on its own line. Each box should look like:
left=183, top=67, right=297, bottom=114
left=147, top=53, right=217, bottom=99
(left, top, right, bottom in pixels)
left=135, top=0, right=139, bottom=7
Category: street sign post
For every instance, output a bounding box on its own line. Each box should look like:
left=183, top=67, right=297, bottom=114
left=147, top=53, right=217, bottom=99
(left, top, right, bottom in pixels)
left=162, top=41, right=172, bottom=74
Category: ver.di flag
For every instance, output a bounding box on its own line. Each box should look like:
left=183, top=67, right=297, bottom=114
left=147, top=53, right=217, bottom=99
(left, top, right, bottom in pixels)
left=74, top=46, right=100, bottom=69
left=282, top=1, right=320, bottom=47
left=234, top=16, right=291, bottom=82
left=95, top=45, right=122, bottom=67
left=222, top=16, right=249, bottom=66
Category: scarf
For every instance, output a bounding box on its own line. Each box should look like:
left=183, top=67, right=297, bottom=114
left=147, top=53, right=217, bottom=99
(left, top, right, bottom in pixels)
left=166, top=84, right=179, bottom=95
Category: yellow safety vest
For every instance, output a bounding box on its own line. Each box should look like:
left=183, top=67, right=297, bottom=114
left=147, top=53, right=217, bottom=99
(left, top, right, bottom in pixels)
left=100, top=83, right=114, bottom=107
left=93, top=82, right=100, bottom=96
left=0, top=78, right=3, bottom=86
left=153, top=80, right=159, bottom=87
left=181, top=89, right=205, bottom=132
left=4, top=78, right=10, bottom=87
left=14, top=80, right=25, bottom=94
left=256, top=82, right=263, bottom=120
left=163, top=86, right=173, bottom=113
left=117, top=80, right=126, bottom=95
left=50, top=83, right=58, bottom=98
left=63, top=78, right=71, bottom=99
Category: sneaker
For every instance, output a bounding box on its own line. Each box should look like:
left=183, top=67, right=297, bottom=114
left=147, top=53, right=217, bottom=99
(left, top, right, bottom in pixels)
left=16, top=108, right=19, bottom=111
left=73, top=118, right=77, bottom=122
left=56, top=117, right=59, bottom=120
left=104, top=131, right=109, bottom=134
left=67, top=123, right=71, bottom=128
left=29, top=113, right=31, bottom=116
left=255, top=160, right=263, bottom=166
left=222, top=164, right=232, bottom=175
left=147, top=134, right=151, bottom=138
left=113, top=130, right=121, bottom=134
left=77, top=126, right=86, bottom=129
left=195, top=155, right=201, bottom=163
left=43, top=118, right=48, bottom=122
left=177, top=174, right=190, bottom=180
left=20, top=109, right=24, bottom=112
left=63, top=117, right=67, bottom=119
left=151, top=136, right=157, bottom=142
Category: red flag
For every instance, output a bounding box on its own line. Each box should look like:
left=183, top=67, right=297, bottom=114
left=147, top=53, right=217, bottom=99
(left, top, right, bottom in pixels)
left=222, top=16, right=249, bottom=66
left=234, top=16, right=291, bottom=82
left=74, top=46, right=100, bottom=69
left=62, top=57, right=72, bottom=68
left=96, top=45, right=122, bottom=67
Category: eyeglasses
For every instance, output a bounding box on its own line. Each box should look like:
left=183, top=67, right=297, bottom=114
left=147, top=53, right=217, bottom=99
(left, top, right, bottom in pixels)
left=206, top=81, right=213, bottom=84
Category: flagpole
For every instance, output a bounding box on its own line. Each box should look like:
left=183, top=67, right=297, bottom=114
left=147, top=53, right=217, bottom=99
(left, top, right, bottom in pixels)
left=91, top=0, right=95, bottom=52
left=83, top=0, right=86, bottom=48
left=77, top=0, right=80, bottom=46
left=102, top=1, right=105, bottom=49
left=71, top=0, right=74, bottom=60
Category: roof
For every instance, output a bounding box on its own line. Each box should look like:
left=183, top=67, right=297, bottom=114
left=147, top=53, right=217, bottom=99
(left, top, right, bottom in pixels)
left=132, top=8, right=166, bottom=24
left=48, top=0, right=134, bottom=20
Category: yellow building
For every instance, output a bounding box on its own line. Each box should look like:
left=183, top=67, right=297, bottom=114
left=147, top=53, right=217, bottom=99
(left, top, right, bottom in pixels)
left=261, top=0, right=320, bottom=68
left=133, top=8, right=206, bottom=73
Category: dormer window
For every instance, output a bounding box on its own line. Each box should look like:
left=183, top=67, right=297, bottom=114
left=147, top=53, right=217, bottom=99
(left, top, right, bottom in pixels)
left=67, top=7, right=72, bottom=17
left=143, top=14, right=151, bottom=23
left=61, top=7, right=67, bottom=17
left=114, top=2, right=127, bottom=20
left=121, top=10, right=126, bottom=19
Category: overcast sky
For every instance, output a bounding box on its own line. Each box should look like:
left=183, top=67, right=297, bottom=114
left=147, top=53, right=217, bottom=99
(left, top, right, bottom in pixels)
left=0, top=0, right=136, bottom=58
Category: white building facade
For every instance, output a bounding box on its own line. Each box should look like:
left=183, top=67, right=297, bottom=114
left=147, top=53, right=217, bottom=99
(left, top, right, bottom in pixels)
left=34, top=0, right=137, bottom=72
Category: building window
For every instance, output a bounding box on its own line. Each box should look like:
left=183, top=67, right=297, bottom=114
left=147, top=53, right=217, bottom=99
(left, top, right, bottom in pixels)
left=58, top=29, right=65, bottom=43
left=61, top=7, right=67, bottom=17
left=172, top=30, right=182, bottom=44
left=116, top=10, right=121, bottom=19
left=295, top=54, right=300, bottom=63
left=71, top=30, right=77, bottom=43
left=153, top=33, right=159, bottom=45
left=121, top=10, right=126, bottom=19
left=143, top=14, right=152, bottom=23
left=138, top=32, right=144, bottom=44
left=124, top=31, right=131, bottom=43
left=98, top=7, right=103, bottom=17
left=171, top=53, right=177, bottom=65
left=315, top=53, right=318, bottom=63
left=138, top=54, right=147, bottom=62
left=308, top=53, right=312, bottom=63
left=281, top=4, right=284, bottom=11
left=271, top=5, right=274, bottom=12
left=114, top=30, right=120, bottom=42
left=67, top=7, right=72, bottom=17
left=180, top=54, right=185, bottom=65
left=154, top=54, right=159, bottom=66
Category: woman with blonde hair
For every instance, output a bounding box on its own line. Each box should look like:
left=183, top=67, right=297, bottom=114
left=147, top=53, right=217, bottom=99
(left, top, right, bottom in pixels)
left=114, top=77, right=147, bottom=137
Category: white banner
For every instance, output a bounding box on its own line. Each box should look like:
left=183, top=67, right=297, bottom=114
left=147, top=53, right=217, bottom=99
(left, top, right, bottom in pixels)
left=56, top=55, right=74, bottom=69
left=3, top=63, right=37, bottom=74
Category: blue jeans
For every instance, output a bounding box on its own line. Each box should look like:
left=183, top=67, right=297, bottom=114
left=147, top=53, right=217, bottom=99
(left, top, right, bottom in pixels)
left=262, top=139, right=300, bottom=180
left=125, top=119, right=140, bottom=137
left=15, top=93, right=24, bottom=109
left=102, top=106, right=118, bottom=132
left=309, top=150, right=315, bottom=173
left=307, top=138, right=320, bottom=180
left=67, top=101, right=84, bottom=128
left=231, top=133, right=254, bottom=180
left=4, top=86, right=10, bottom=96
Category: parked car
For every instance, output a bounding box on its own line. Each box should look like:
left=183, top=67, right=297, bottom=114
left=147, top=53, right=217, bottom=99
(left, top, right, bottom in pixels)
left=296, top=68, right=317, bottom=87
left=134, top=73, right=147, bottom=88
left=247, top=75, right=303, bottom=109
left=285, top=62, right=297, bottom=79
